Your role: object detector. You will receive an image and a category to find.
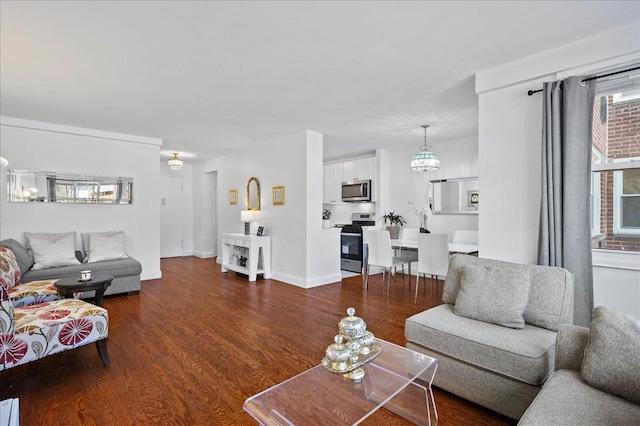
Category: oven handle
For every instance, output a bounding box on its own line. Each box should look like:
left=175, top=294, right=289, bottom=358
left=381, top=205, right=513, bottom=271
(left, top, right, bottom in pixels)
left=341, top=233, right=362, bottom=237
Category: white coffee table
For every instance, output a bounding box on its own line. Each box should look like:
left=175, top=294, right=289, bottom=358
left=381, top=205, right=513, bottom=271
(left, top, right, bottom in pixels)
left=244, top=339, right=438, bottom=425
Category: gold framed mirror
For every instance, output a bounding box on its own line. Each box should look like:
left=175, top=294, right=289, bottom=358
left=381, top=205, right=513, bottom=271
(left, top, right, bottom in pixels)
left=247, top=177, right=260, bottom=210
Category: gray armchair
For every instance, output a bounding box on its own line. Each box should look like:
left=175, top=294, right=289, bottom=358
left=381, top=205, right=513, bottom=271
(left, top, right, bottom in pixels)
left=405, top=254, right=574, bottom=420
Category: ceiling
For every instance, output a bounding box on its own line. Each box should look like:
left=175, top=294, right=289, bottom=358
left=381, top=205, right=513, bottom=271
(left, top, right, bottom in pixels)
left=1, top=2, right=638, bottom=163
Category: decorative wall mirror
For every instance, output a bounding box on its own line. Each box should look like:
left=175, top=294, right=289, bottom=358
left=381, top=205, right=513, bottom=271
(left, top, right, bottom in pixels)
left=7, top=169, right=134, bottom=204
left=247, top=177, right=261, bottom=210
left=430, top=177, right=478, bottom=214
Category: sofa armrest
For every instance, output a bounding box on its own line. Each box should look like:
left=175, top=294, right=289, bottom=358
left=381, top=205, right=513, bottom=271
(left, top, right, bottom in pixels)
left=555, top=324, right=589, bottom=372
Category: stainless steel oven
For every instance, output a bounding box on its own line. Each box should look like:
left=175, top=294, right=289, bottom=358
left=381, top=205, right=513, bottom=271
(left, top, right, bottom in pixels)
left=340, top=213, right=376, bottom=273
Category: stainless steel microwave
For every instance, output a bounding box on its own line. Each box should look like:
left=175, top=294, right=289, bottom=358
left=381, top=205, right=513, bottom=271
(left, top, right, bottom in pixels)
left=341, top=179, right=372, bottom=202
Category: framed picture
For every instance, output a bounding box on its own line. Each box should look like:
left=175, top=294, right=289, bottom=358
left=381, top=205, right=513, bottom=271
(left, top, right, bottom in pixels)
left=229, top=189, right=238, bottom=205
left=468, top=191, right=479, bottom=207
left=273, top=186, right=285, bottom=205
left=257, top=226, right=264, bottom=236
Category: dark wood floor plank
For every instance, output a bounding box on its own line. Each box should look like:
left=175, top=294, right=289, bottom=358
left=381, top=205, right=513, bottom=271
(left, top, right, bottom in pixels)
left=1, top=256, right=512, bottom=425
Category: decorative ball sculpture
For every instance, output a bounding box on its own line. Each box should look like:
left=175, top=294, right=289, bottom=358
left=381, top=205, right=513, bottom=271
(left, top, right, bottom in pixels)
left=321, top=307, right=381, bottom=382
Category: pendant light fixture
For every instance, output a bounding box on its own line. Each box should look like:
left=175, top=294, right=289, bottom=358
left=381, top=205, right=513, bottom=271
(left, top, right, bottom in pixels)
left=410, top=125, right=440, bottom=172
left=168, top=152, right=184, bottom=170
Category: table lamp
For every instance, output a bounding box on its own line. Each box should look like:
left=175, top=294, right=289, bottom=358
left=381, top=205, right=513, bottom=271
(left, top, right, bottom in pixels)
left=241, top=210, right=254, bottom=235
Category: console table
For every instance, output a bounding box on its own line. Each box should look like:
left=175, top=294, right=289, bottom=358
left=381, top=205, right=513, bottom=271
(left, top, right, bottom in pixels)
left=221, top=233, right=271, bottom=282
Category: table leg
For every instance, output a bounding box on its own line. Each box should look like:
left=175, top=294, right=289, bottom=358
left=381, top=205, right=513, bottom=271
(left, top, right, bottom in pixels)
left=95, top=288, right=106, bottom=307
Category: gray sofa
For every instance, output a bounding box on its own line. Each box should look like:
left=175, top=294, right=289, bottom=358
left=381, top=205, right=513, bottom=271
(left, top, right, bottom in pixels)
left=0, top=238, right=141, bottom=297
left=519, top=309, right=640, bottom=425
left=405, top=254, right=574, bottom=420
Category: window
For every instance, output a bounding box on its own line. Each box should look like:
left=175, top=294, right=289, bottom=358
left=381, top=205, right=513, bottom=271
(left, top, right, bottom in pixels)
left=590, top=89, right=640, bottom=252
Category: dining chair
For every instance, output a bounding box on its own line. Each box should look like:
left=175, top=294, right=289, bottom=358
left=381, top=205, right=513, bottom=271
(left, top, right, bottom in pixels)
left=364, top=230, right=407, bottom=296
left=396, top=227, right=419, bottom=276
left=415, top=233, right=450, bottom=303
left=452, top=230, right=479, bottom=245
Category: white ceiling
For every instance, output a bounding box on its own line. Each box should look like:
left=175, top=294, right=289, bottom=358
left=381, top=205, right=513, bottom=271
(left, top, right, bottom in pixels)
left=1, top=1, right=639, bottom=162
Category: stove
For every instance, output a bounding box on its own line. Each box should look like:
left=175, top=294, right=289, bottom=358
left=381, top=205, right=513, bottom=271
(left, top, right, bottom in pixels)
left=341, top=213, right=377, bottom=273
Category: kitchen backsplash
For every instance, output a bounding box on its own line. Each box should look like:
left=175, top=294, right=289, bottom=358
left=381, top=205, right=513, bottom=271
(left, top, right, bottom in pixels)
left=323, top=202, right=376, bottom=227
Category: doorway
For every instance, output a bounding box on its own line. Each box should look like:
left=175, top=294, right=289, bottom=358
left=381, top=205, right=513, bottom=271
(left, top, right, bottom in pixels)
left=160, top=176, right=184, bottom=258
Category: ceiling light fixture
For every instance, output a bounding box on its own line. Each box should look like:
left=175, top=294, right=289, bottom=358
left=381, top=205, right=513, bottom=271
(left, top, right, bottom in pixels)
left=168, top=152, right=184, bottom=170
left=410, top=125, right=440, bottom=172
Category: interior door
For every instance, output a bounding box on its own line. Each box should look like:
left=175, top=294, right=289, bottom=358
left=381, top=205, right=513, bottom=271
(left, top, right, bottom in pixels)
left=160, top=176, right=184, bottom=258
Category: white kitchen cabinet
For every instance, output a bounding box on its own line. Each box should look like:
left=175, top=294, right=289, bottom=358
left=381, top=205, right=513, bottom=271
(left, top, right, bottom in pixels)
left=323, top=163, right=344, bottom=204
left=343, top=158, right=372, bottom=181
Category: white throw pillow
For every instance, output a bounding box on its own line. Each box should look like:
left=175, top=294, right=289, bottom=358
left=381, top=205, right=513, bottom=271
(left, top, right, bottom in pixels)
left=30, top=234, right=80, bottom=270
left=88, top=232, right=127, bottom=263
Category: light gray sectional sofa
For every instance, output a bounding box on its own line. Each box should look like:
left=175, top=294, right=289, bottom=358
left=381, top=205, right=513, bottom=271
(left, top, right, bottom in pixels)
left=0, top=237, right=141, bottom=297
left=405, top=254, right=574, bottom=420
left=519, top=307, right=640, bottom=425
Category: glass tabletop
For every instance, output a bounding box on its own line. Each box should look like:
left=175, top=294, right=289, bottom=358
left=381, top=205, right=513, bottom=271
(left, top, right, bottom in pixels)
left=243, top=339, right=438, bottom=425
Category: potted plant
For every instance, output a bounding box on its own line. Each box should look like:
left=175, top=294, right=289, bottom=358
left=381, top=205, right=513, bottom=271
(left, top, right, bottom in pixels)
left=380, top=211, right=406, bottom=239
left=322, top=208, right=332, bottom=229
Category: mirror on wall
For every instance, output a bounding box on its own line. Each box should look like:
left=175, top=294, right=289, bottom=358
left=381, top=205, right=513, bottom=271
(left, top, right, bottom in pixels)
left=247, top=177, right=260, bottom=210
left=7, top=169, right=134, bottom=204
left=430, top=177, right=478, bottom=214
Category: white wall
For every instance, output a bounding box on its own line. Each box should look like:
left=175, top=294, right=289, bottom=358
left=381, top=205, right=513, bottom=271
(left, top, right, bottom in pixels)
left=476, top=23, right=640, bottom=318
left=387, top=135, right=479, bottom=242
left=192, top=163, right=217, bottom=258
left=0, top=117, right=162, bottom=280
left=205, top=130, right=341, bottom=288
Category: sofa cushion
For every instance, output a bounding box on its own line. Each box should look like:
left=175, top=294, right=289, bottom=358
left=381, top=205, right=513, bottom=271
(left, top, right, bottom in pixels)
left=518, top=370, right=640, bottom=426
left=0, top=239, right=33, bottom=275
left=8, top=280, right=61, bottom=308
left=405, top=304, right=557, bottom=385
left=454, top=264, right=531, bottom=329
left=29, top=234, right=80, bottom=270
left=442, top=254, right=573, bottom=331
left=22, top=256, right=141, bottom=282
left=582, top=306, right=640, bottom=404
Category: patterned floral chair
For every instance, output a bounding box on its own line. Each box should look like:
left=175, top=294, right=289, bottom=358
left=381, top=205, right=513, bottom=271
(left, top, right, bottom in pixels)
left=0, top=247, right=110, bottom=370
left=0, top=246, right=62, bottom=308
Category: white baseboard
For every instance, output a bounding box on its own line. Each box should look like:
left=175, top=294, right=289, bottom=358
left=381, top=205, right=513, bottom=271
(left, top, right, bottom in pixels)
left=270, top=271, right=342, bottom=288
left=141, top=270, right=162, bottom=280
left=193, top=251, right=216, bottom=259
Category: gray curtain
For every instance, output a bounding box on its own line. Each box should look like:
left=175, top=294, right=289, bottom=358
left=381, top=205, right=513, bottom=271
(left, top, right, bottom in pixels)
left=538, top=76, right=596, bottom=327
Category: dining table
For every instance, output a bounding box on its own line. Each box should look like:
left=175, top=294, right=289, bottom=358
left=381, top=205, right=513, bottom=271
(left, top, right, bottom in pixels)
left=389, top=239, right=479, bottom=255
left=362, top=239, right=479, bottom=290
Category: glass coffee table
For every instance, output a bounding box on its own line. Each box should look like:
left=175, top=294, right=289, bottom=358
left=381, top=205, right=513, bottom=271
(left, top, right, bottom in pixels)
left=244, top=339, right=438, bottom=425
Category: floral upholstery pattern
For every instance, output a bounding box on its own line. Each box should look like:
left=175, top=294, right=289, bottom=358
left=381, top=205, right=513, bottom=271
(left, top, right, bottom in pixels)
left=0, top=247, right=62, bottom=307
left=0, top=282, right=109, bottom=371
left=0, top=247, right=21, bottom=290
left=8, top=280, right=62, bottom=307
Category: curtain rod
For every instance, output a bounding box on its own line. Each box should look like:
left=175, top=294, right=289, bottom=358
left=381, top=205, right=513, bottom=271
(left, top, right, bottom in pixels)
left=527, top=65, right=640, bottom=96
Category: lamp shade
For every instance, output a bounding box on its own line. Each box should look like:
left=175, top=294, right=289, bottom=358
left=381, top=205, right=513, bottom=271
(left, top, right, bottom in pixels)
left=168, top=152, right=183, bottom=170
left=241, top=210, right=254, bottom=222
left=410, top=149, right=440, bottom=172
left=0, top=157, right=8, bottom=169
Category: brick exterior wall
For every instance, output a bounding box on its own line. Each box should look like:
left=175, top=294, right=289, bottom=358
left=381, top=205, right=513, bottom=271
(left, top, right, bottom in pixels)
left=597, top=95, right=640, bottom=251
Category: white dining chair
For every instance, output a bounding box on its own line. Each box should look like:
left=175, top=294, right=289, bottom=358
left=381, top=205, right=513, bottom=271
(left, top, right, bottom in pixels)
left=452, top=230, right=479, bottom=245
left=396, top=227, right=419, bottom=276
left=415, top=233, right=450, bottom=303
left=365, top=230, right=407, bottom=296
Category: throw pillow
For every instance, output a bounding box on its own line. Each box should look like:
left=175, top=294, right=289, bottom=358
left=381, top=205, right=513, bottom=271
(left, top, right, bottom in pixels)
left=582, top=306, right=640, bottom=404
left=29, top=234, right=80, bottom=270
left=24, top=232, right=76, bottom=264
left=0, top=247, right=22, bottom=289
left=82, top=231, right=124, bottom=261
left=0, top=239, right=33, bottom=274
left=88, top=232, right=127, bottom=263
left=453, top=264, right=531, bottom=329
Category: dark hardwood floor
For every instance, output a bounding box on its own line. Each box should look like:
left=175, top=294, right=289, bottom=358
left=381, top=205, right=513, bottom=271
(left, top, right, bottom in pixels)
left=1, top=257, right=512, bottom=425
